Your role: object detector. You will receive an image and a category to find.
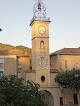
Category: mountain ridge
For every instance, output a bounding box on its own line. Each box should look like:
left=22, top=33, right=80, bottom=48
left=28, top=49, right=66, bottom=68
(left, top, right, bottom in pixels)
left=0, top=43, right=32, bottom=57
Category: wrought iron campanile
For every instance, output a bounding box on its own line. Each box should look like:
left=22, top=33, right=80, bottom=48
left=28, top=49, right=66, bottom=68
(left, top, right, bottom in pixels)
left=33, top=0, right=46, bottom=19
left=30, top=0, right=50, bottom=24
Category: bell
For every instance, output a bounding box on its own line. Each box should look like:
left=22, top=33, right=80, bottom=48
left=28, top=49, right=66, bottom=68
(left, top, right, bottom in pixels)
left=38, top=3, right=41, bottom=10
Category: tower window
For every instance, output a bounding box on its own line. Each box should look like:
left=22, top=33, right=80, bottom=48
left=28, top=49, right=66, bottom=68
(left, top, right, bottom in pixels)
left=74, top=94, right=78, bottom=104
left=41, top=76, right=45, bottom=82
left=40, top=41, right=44, bottom=49
left=0, top=59, right=4, bottom=63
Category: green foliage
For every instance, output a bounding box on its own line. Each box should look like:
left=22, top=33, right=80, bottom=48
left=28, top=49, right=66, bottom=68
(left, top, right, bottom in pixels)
left=64, top=104, right=77, bottom=106
left=0, top=75, right=44, bottom=106
left=55, top=69, right=80, bottom=91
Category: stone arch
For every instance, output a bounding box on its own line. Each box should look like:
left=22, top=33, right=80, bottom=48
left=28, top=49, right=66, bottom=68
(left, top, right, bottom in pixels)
left=40, top=90, right=54, bottom=106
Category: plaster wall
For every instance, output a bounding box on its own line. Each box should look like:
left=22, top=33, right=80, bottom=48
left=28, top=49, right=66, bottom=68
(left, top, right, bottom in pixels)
left=50, top=55, right=60, bottom=71
left=40, top=87, right=77, bottom=106
left=51, top=55, right=80, bottom=72
left=0, top=55, right=17, bottom=76
left=26, top=73, right=36, bottom=82
left=50, top=73, right=58, bottom=86
left=18, top=56, right=30, bottom=73
left=60, top=55, right=80, bottom=71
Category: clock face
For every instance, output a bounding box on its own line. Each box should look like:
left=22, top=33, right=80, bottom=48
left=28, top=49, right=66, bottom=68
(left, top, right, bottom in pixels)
left=38, top=26, right=46, bottom=34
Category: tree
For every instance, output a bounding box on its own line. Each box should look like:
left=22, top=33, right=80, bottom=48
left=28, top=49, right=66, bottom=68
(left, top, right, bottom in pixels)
left=55, top=68, right=80, bottom=91
left=0, top=75, right=44, bottom=106
left=55, top=68, right=80, bottom=106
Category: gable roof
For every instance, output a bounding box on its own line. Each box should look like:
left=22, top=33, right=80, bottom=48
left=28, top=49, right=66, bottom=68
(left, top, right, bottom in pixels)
left=50, top=48, right=80, bottom=56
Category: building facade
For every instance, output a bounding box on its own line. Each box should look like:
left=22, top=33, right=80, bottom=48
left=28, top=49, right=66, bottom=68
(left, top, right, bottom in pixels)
left=50, top=48, right=80, bottom=72
left=0, top=0, right=80, bottom=106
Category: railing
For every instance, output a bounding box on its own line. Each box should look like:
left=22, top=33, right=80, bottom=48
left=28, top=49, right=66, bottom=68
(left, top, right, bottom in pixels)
left=30, top=17, right=50, bottom=24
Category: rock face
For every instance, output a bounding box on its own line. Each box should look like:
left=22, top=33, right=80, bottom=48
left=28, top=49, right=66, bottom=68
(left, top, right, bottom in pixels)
left=0, top=43, right=32, bottom=57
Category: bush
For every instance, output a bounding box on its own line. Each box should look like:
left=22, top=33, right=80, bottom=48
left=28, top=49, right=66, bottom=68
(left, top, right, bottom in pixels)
left=0, top=75, right=44, bottom=106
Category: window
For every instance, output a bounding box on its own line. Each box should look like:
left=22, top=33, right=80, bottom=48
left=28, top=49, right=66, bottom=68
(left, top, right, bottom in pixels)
left=0, top=68, right=4, bottom=78
left=30, top=59, right=32, bottom=65
left=50, top=57, right=52, bottom=66
left=42, top=94, right=45, bottom=101
left=18, top=73, right=22, bottom=79
left=60, top=62, right=62, bottom=68
left=0, top=71, right=4, bottom=78
left=60, top=97, right=63, bottom=105
left=0, top=59, right=4, bottom=63
left=40, top=41, right=44, bottom=49
left=74, top=94, right=78, bottom=104
left=65, top=60, right=68, bottom=69
left=41, top=76, right=45, bottom=82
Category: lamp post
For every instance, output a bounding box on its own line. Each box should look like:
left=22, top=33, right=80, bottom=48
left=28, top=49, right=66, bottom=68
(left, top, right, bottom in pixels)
left=75, top=71, right=79, bottom=77
left=0, top=28, right=2, bottom=32
left=0, top=28, right=2, bottom=50
left=75, top=71, right=80, bottom=106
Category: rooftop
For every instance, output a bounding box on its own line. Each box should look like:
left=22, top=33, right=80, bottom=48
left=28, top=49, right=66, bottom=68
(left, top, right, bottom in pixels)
left=50, top=48, right=80, bottom=56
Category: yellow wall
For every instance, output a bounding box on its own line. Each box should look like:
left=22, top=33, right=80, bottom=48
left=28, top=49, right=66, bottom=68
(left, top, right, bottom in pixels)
left=50, top=73, right=58, bottom=86
left=26, top=73, right=36, bottom=82
left=51, top=55, right=80, bottom=72
left=0, top=55, right=17, bottom=76
left=50, top=55, right=60, bottom=71
left=60, top=55, right=80, bottom=71
left=31, top=21, right=49, bottom=39
left=31, top=20, right=50, bottom=86
left=18, top=56, right=30, bottom=73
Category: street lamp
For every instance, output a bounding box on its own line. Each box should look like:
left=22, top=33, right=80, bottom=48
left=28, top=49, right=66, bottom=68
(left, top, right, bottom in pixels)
left=75, top=71, right=79, bottom=77
left=0, top=28, right=2, bottom=32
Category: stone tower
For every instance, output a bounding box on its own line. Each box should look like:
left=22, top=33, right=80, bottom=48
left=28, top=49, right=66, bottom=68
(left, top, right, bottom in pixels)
left=30, top=0, right=51, bottom=86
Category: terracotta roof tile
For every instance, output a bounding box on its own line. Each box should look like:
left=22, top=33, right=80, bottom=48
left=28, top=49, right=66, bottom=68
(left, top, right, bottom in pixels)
left=50, top=69, right=59, bottom=73
left=50, top=48, right=80, bottom=56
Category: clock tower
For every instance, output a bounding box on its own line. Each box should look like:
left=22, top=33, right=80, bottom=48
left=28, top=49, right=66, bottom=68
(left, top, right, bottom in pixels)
left=30, top=0, right=51, bottom=86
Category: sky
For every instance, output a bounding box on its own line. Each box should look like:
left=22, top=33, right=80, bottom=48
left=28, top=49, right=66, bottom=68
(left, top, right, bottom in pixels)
left=0, top=0, right=80, bottom=53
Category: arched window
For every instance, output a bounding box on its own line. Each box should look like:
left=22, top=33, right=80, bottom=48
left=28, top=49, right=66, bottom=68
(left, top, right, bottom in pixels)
left=40, top=41, right=44, bottom=49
